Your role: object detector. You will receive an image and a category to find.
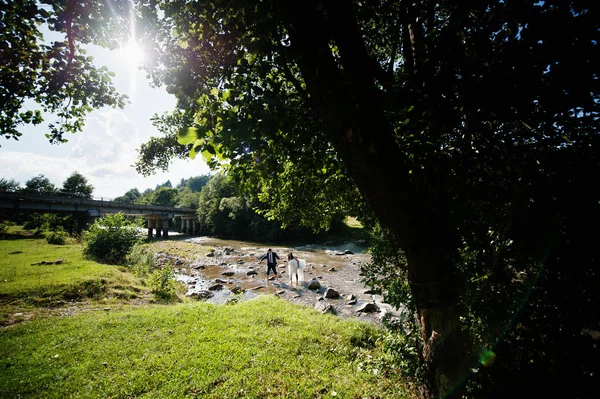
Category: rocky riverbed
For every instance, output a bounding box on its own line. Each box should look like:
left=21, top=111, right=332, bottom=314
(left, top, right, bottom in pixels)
left=152, top=236, right=407, bottom=325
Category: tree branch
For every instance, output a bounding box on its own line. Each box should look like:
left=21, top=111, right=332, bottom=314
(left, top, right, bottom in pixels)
left=278, top=0, right=427, bottom=245
left=270, top=0, right=310, bottom=103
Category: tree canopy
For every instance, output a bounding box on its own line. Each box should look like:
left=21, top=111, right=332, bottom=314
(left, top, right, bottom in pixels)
left=0, top=178, right=20, bottom=192
left=0, top=0, right=127, bottom=144
left=61, top=171, right=93, bottom=198
left=23, top=174, right=56, bottom=194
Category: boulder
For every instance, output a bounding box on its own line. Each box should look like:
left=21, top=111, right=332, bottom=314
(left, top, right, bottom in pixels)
left=328, top=267, right=336, bottom=272
left=307, top=279, right=321, bottom=290
left=214, top=278, right=229, bottom=284
left=247, top=270, right=258, bottom=276
left=315, top=302, right=337, bottom=314
left=186, top=290, right=214, bottom=300
left=231, top=285, right=245, bottom=294
left=344, top=250, right=354, bottom=255
left=221, top=271, right=235, bottom=276
left=356, top=302, right=380, bottom=313
left=324, top=287, right=340, bottom=299
left=208, top=284, right=223, bottom=291
left=347, top=299, right=357, bottom=305
left=206, top=252, right=215, bottom=257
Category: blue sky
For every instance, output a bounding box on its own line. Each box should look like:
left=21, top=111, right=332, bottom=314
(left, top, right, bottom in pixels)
left=0, top=40, right=209, bottom=199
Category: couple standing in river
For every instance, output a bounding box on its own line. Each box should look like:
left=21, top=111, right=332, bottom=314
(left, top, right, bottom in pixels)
left=259, top=248, right=304, bottom=286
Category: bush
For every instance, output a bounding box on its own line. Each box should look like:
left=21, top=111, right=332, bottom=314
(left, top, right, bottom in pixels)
left=46, top=229, right=68, bottom=245
left=84, top=213, right=144, bottom=264
left=148, top=264, right=177, bottom=300
left=0, top=220, right=15, bottom=234
left=126, top=244, right=157, bottom=277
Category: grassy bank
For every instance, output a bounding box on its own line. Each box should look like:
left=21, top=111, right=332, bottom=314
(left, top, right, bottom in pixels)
left=0, top=296, right=404, bottom=398
left=0, top=230, right=409, bottom=398
left=0, top=231, right=146, bottom=324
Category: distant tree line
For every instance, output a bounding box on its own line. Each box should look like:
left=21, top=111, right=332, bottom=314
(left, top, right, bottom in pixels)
left=1, top=172, right=93, bottom=198
left=194, top=172, right=348, bottom=242
left=1, top=172, right=94, bottom=234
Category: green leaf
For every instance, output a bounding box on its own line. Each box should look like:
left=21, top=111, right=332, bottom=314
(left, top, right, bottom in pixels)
left=189, top=139, right=204, bottom=160
left=177, top=127, right=198, bottom=145
left=201, top=149, right=213, bottom=163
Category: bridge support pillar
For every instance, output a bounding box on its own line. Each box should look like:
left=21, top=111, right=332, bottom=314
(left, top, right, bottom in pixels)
left=180, top=217, right=197, bottom=235
left=162, top=218, right=169, bottom=238
left=147, top=218, right=154, bottom=238
left=181, top=218, right=187, bottom=234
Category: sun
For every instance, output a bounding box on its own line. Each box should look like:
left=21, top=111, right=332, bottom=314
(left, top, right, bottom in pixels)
left=120, top=39, right=145, bottom=69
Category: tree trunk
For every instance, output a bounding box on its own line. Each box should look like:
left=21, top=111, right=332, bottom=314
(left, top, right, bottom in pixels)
left=279, top=2, right=476, bottom=397
left=404, top=238, right=473, bottom=398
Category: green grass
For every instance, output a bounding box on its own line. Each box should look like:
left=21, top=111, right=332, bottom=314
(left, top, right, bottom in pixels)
left=344, top=216, right=364, bottom=229
left=0, top=233, right=146, bottom=323
left=0, top=230, right=409, bottom=398
left=0, top=296, right=405, bottom=398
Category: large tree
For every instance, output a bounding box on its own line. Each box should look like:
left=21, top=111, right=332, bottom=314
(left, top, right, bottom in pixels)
left=0, top=178, right=20, bottom=192
left=4, top=1, right=599, bottom=397
left=133, top=1, right=599, bottom=397
left=61, top=171, right=93, bottom=198
left=23, top=174, right=56, bottom=194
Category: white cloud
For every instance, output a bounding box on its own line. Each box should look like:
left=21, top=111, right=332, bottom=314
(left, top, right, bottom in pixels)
left=0, top=105, right=211, bottom=198
left=0, top=147, right=210, bottom=199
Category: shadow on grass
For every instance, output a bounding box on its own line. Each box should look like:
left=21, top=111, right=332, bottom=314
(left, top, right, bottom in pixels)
left=0, top=231, right=42, bottom=240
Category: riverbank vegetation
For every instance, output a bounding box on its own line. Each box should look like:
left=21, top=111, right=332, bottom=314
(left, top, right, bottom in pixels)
left=0, top=233, right=407, bottom=398
left=0, top=229, right=147, bottom=325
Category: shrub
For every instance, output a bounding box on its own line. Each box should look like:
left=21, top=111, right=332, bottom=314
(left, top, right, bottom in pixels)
left=84, top=213, right=144, bottom=264
left=46, top=229, right=68, bottom=245
left=148, top=264, right=177, bottom=300
left=126, top=244, right=157, bottom=277
left=0, top=220, right=15, bottom=234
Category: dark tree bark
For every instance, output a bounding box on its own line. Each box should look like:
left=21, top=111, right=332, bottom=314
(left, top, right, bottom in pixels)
left=279, top=1, right=475, bottom=397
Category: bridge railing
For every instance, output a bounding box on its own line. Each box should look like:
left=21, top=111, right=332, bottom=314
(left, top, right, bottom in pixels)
left=0, top=190, right=196, bottom=214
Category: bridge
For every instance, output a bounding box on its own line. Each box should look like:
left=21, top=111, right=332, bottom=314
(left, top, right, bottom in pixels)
left=0, top=191, right=199, bottom=238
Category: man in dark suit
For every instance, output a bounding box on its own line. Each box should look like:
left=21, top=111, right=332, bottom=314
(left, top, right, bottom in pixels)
left=259, top=248, right=280, bottom=281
